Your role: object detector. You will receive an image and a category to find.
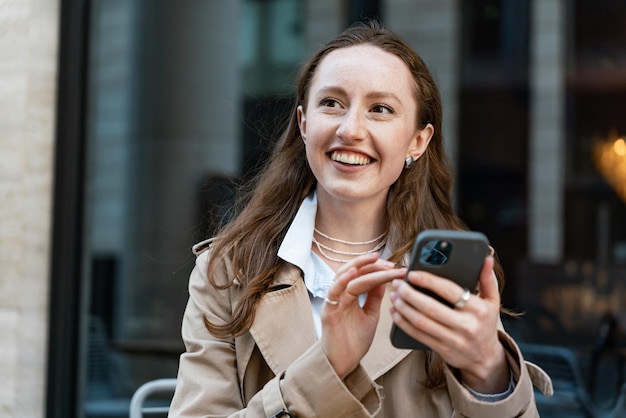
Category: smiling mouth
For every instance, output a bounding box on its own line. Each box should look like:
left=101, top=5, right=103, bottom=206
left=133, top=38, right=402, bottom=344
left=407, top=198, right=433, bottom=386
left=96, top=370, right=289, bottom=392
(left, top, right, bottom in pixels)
left=330, top=151, right=372, bottom=165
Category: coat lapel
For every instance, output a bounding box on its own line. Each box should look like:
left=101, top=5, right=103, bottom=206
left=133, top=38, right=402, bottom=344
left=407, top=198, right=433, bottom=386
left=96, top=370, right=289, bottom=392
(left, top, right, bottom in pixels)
left=249, top=264, right=317, bottom=375
left=250, top=267, right=411, bottom=379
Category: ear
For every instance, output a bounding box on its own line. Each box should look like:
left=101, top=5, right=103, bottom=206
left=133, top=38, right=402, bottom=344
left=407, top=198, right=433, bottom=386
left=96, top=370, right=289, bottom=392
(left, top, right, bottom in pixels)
left=407, top=123, right=434, bottom=161
left=297, top=105, right=306, bottom=142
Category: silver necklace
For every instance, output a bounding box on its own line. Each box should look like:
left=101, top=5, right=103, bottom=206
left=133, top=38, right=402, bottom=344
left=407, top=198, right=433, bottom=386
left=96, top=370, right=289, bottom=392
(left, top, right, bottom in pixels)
left=313, top=227, right=386, bottom=245
left=313, top=228, right=387, bottom=263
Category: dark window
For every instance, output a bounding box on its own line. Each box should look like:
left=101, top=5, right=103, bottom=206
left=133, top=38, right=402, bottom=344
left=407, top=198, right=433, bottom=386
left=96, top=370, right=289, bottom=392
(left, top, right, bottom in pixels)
left=458, top=0, right=530, bottom=309
left=345, top=0, right=382, bottom=25
left=49, top=1, right=304, bottom=417
left=565, top=0, right=626, bottom=261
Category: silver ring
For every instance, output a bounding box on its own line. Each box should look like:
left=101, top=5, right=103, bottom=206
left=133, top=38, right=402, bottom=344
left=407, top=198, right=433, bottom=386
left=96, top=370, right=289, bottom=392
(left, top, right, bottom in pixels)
left=454, top=288, right=471, bottom=309
left=324, top=297, right=339, bottom=306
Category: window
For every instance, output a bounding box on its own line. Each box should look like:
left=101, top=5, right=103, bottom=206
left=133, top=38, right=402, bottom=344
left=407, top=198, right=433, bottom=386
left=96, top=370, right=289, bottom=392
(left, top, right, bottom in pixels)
left=76, top=1, right=304, bottom=416
left=458, top=0, right=531, bottom=308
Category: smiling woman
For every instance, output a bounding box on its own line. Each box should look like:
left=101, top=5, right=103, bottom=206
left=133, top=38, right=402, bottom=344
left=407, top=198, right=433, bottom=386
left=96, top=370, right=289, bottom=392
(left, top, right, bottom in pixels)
left=169, top=20, right=551, bottom=417
left=297, top=44, right=432, bottom=213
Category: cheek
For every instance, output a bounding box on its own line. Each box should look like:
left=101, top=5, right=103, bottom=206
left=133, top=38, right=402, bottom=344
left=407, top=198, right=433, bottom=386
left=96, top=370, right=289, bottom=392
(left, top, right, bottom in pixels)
left=303, top=136, right=322, bottom=167
left=382, top=133, right=414, bottom=160
left=379, top=132, right=415, bottom=173
left=302, top=118, right=331, bottom=145
left=379, top=147, right=405, bottom=175
left=389, top=159, right=405, bottom=179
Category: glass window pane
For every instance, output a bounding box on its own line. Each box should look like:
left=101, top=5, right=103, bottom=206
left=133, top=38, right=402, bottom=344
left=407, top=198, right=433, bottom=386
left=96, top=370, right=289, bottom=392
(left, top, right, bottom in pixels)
left=80, top=1, right=303, bottom=416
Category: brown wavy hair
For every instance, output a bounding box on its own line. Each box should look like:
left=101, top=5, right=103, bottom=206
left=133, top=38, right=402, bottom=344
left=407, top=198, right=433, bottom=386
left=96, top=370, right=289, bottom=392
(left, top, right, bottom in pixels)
left=204, top=20, right=505, bottom=387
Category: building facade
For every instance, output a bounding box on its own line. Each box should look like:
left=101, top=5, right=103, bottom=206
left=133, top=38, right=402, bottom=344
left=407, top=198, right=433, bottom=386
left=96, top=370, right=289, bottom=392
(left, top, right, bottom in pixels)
left=1, top=0, right=625, bottom=416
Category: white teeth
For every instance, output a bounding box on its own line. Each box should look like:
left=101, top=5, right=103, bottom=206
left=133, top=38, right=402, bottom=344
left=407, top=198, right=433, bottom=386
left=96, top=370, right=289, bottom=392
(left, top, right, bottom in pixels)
left=331, top=151, right=370, bottom=165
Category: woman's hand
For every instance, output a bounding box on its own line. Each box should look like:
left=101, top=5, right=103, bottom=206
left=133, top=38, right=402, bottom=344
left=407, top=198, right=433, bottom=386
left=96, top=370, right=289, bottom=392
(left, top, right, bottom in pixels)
left=389, top=255, right=510, bottom=394
left=321, top=252, right=406, bottom=379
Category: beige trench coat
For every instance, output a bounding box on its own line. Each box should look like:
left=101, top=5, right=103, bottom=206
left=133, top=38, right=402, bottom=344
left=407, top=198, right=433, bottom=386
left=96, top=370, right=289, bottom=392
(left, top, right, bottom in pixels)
left=169, top=241, right=552, bottom=417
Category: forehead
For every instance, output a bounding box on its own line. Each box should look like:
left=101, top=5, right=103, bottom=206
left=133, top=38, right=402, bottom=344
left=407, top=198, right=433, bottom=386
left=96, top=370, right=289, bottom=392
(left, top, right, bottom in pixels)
left=309, top=44, right=416, bottom=100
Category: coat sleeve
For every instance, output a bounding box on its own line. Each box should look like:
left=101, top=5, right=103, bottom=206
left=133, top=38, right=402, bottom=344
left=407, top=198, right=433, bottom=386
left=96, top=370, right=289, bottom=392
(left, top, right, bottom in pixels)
left=444, top=331, right=552, bottom=418
left=168, top=249, right=383, bottom=418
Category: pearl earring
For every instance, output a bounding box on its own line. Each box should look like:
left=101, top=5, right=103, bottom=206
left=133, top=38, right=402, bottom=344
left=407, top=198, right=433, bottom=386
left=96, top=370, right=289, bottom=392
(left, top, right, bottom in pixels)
left=405, top=156, right=414, bottom=168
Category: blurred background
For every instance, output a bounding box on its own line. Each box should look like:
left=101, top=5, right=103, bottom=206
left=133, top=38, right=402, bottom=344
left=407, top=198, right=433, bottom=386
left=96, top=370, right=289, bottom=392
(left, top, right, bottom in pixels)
left=2, top=0, right=626, bottom=417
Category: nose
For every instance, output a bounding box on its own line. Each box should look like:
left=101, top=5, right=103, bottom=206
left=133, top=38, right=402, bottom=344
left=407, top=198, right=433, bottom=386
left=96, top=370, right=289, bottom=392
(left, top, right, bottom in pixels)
left=336, top=108, right=367, bottom=142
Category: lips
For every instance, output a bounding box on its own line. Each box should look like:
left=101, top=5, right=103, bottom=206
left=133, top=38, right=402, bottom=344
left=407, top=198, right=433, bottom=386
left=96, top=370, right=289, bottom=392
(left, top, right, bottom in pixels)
left=330, top=150, right=372, bottom=165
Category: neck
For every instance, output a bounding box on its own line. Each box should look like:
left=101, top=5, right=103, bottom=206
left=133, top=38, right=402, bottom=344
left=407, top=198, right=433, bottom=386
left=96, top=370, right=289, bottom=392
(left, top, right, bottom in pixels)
left=314, top=190, right=387, bottom=244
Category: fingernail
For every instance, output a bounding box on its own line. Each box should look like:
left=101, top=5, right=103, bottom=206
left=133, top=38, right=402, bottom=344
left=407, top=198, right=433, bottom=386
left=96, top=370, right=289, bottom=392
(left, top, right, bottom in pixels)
left=390, top=291, right=398, bottom=302
left=391, top=279, right=401, bottom=289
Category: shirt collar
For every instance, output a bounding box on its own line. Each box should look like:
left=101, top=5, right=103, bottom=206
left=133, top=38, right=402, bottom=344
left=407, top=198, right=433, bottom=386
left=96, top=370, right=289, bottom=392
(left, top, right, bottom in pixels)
left=278, top=191, right=395, bottom=299
left=278, top=192, right=332, bottom=297
left=277, top=191, right=317, bottom=271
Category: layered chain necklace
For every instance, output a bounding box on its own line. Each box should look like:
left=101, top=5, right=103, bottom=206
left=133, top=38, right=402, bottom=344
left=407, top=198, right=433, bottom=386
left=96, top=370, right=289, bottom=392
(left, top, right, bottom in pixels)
left=313, top=227, right=387, bottom=263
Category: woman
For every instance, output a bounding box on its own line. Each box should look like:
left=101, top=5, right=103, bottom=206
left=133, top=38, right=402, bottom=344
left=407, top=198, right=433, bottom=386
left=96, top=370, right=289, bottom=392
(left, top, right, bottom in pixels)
left=169, top=21, right=551, bottom=417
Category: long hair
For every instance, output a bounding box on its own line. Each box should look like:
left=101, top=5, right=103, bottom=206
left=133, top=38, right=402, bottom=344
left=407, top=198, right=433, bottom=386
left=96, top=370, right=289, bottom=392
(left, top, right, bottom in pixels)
left=204, top=20, right=505, bottom=387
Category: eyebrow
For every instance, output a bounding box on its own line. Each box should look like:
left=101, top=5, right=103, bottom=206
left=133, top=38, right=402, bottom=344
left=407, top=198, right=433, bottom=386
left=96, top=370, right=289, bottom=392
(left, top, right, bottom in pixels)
left=315, top=86, right=402, bottom=103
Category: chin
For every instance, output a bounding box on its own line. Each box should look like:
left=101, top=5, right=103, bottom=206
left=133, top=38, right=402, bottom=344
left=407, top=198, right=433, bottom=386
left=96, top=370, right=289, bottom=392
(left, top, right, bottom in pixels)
left=320, top=185, right=388, bottom=205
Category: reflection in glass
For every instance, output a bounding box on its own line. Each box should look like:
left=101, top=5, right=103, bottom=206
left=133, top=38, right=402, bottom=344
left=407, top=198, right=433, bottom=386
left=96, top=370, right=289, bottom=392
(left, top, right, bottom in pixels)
left=419, top=240, right=452, bottom=266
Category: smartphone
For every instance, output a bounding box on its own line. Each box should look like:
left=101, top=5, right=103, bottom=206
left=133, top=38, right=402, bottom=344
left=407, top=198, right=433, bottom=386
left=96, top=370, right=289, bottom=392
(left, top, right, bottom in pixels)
left=389, top=229, right=490, bottom=350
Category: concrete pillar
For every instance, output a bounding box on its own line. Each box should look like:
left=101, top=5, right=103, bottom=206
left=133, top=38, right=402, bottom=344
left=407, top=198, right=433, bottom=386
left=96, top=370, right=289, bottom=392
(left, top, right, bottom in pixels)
left=529, top=0, right=566, bottom=262
left=0, top=0, right=60, bottom=416
left=385, top=0, right=460, bottom=171
left=303, top=0, right=342, bottom=47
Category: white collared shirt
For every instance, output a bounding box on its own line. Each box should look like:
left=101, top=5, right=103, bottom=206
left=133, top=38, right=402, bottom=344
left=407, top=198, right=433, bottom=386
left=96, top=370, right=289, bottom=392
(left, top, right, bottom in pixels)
left=277, top=192, right=335, bottom=338
left=277, top=192, right=388, bottom=337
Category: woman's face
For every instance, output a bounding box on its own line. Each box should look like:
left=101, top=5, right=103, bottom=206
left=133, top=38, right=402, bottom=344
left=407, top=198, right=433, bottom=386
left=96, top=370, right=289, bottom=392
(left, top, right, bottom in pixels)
left=298, top=44, right=433, bottom=209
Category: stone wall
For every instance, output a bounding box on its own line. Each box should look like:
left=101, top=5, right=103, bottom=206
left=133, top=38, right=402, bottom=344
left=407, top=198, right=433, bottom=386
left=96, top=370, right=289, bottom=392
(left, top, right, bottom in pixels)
left=0, top=0, right=59, bottom=416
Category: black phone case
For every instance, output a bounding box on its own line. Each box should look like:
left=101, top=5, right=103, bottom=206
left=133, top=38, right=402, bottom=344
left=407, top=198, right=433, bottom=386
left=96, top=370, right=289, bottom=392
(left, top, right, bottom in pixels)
left=389, top=229, right=489, bottom=350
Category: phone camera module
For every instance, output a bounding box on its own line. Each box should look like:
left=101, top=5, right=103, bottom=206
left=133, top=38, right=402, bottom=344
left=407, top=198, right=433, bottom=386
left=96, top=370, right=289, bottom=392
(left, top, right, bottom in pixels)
left=419, top=239, right=452, bottom=266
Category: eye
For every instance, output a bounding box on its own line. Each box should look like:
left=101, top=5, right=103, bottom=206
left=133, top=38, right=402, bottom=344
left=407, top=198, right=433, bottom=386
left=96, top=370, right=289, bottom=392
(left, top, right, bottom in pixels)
left=319, top=97, right=340, bottom=108
left=371, top=103, right=394, bottom=114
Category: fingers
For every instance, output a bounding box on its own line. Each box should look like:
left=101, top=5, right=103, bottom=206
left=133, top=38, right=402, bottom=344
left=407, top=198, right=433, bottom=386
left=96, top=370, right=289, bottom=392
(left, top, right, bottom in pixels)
left=401, top=272, right=469, bottom=314
left=358, top=283, right=386, bottom=319
left=391, top=256, right=500, bottom=330
left=325, top=253, right=400, bottom=308
left=335, top=254, right=396, bottom=290
left=345, top=266, right=406, bottom=297
left=389, top=255, right=503, bottom=356
left=477, top=255, right=499, bottom=303
left=390, top=279, right=477, bottom=354
left=401, top=255, right=497, bottom=310
left=324, top=266, right=358, bottom=307
left=329, top=254, right=381, bottom=296
left=391, top=278, right=462, bottom=331
left=389, top=300, right=460, bottom=350
left=334, top=252, right=381, bottom=278
left=320, top=255, right=399, bottom=378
